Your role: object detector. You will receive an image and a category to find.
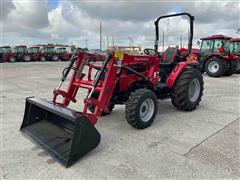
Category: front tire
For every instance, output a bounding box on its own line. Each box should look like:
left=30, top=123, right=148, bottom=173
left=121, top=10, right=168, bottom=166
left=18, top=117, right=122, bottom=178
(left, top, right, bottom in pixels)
left=125, top=88, right=158, bottom=129
left=205, top=57, right=227, bottom=77
left=171, top=68, right=204, bottom=111
left=87, top=91, right=114, bottom=116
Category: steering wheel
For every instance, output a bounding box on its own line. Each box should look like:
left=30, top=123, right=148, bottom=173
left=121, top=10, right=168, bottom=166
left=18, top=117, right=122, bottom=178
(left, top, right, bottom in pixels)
left=144, top=48, right=160, bottom=56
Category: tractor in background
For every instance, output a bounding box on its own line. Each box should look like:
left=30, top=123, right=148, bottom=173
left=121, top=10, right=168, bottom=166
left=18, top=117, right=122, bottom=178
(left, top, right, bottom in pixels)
left=197, top=35, right=239, bottom=77
left=0, top=46, right=15, bottom=63
left=229, top=38, right=240, bottom=74
left=41, top=46, right=59, bottom=61
left=55, top=47, right=72, bottom=61
left=28, top=46, right=46, bottom=61
left=14, top=45, right=32, bottom=62
left=161, top=46, right=200, bottom=64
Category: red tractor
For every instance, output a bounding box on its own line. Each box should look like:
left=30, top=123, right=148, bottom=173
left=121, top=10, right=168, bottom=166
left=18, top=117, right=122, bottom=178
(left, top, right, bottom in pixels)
left=55, top=47, right=72, bottom=61
left=20, top=13, right=204, bottom=167
left=28, top=46, right=46, bottom=61
left=229, top=38, right=240, bottom=74
left=42, top=46, right=59, bottom=61
left=12, top=45, right=32, bottom=62
left=197, top=35, right=240, bottom=77
left=0, top=46, right=15, bottom=63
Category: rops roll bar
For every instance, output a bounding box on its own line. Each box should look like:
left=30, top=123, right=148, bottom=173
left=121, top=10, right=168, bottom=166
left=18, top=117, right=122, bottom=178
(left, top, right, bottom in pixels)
left=154, top=12, right=194, bottom=59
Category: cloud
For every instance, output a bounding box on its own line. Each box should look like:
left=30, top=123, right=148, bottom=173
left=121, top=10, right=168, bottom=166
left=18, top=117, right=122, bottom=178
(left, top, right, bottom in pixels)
left=0, top=0, right=15, bottom=21
left=7, top=0, right=52, bottom=28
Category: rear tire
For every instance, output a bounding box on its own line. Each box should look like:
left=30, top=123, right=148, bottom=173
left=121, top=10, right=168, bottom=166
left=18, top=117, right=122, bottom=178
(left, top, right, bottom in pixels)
left=171, top=68, right=203, bottom=111
left=9, top=57, right=16, bottom=63
left=40, top=56, right=46, bottom=62
left=52, top=55, right=59, bottom=61
left=224, top=62, right=235, bottom=76
left=23, top=55, right=31, bottom=62
left=235, top=60, right=240, bottom=74
left=125, top=88, right=158, bottom=129
left=205, top=57, right=227, bottom=77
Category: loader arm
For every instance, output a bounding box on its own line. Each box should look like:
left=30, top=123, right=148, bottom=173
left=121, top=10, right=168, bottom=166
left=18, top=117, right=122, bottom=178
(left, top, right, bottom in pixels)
left=21, top=51, right=118, bottom=167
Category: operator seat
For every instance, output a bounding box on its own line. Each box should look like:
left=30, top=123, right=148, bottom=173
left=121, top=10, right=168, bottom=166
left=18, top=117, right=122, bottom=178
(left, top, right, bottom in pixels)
left=159, top=49, right=183, bottom=82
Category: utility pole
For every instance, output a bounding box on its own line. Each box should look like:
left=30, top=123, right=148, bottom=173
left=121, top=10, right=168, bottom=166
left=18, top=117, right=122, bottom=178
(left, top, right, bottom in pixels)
left=180, top=35, right=182, bottom=48
left=85, top=38, right=88, bottom=49
left=162, top=31, right=165, bottom=52
left=128, top=37, right=134, bottom=49
left=107, top=35, right=109, bottom=50
left=112, top=36, right=115, bottom=49
left=100, top=22, right=102, bottom=51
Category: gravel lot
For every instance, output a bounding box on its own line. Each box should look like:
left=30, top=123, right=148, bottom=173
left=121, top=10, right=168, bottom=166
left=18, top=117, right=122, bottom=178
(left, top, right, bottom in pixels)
left=1, top=62, right=239, bottom=179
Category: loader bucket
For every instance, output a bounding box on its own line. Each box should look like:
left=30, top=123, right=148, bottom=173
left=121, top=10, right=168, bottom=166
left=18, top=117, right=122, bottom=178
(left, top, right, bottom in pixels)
left=20, top=97, right=101, bottom=167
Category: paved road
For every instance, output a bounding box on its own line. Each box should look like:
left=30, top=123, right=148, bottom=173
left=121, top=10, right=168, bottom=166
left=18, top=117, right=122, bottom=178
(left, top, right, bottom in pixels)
left=1, top=62, right=239, bottom=179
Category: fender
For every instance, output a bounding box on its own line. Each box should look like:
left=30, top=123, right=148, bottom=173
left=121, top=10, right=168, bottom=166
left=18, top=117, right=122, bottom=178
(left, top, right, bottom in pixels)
left=166, top=61, right=199, bottom=88
left=200, top=54, right=229, bottom=72
left=205, top=53, right=230, bottom=61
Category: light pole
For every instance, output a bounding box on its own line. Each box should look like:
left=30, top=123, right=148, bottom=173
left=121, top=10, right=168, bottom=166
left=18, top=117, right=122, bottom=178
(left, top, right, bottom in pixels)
left=100, top=22, right=102, bottom=51
left=128, top=37, right=134, bottom=47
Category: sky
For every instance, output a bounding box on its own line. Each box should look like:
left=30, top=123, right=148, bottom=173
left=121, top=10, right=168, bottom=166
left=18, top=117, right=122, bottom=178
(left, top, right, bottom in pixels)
left=1, top=0, right=239, bottom=50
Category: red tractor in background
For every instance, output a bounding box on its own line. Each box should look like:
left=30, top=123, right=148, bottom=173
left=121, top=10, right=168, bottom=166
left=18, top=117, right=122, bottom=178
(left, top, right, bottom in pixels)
left=14, top=45, right=32, bottom=62
left=55, top=47, right=72, bottom=61
left=28, top=46, right=47, bottom=62
left=20, top=13, right=204, bottom=167
left=0, top=46, right=16, bottom=63
left=197, top=35, right=239, bottom=77
left=229, top=38, right=240, bottom=74
left=41, top=46, right=59, bottom=61
left=180, top=48, right=200, bottom=62
left=162, top=47, right=200, bottom=63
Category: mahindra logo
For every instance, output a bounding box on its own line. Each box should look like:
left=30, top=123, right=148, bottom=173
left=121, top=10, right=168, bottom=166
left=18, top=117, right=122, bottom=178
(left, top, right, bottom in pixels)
left=134, top=57, right=149, bottom=61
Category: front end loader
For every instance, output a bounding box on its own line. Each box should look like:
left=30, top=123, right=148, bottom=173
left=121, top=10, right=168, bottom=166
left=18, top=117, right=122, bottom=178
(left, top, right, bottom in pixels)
left=20, top=13, right=203, bottom=167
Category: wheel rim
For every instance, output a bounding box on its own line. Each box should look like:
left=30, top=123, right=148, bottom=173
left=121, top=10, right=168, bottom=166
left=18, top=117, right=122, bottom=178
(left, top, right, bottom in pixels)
left=208, top=61, right=220, bottom=73
left=140, top=98, right=155, bottom=122
left=41, top=57, right=45, bottom=61
left=53, top=55, right=58, bottom=61
left=10, top=57, right=15, bottom=62
left=25, top=56, right=30, bottom=61
left=188, top=79, right=200, bottom=102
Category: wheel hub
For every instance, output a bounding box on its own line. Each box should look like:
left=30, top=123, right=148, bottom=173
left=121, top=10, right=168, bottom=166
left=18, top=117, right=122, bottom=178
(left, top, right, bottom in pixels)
left=188, top=79, right=200, bottom=102
left=140, top=98, right=155, bottom=122
left=25, top=56, right=30, bottom=61
left=10, top=57, right=15, bottom=62
left=208, top=61, right=220, bottom=73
